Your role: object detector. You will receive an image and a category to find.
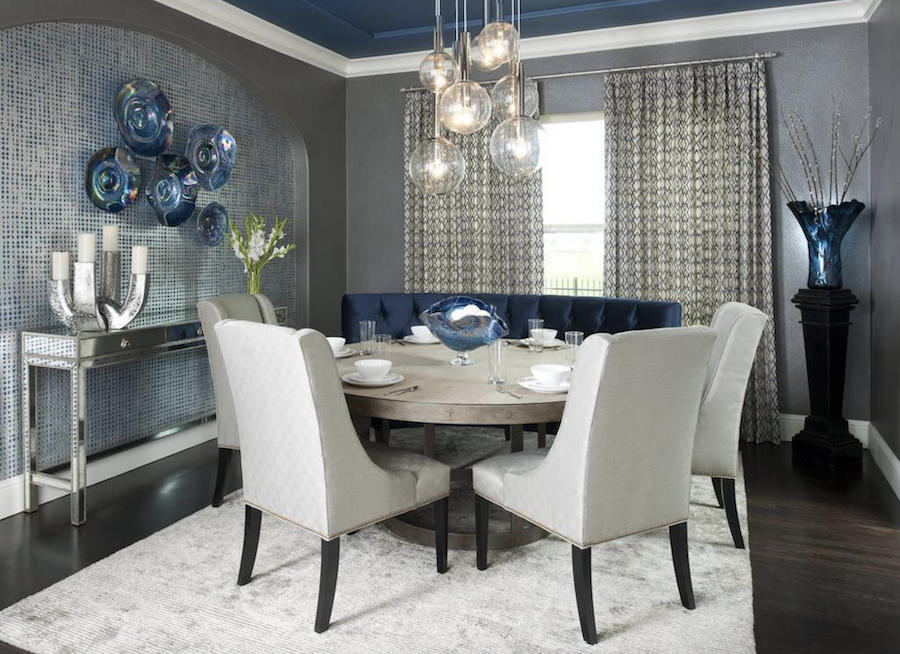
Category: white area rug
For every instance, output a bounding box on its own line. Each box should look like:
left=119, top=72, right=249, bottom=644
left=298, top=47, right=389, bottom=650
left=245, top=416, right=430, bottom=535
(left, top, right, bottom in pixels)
left=0, top=436, right=754, bottom=653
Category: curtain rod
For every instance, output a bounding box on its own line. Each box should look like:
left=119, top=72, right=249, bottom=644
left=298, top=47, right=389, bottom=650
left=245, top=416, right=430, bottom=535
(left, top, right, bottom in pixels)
left=399, top=52, right=777, bottom=92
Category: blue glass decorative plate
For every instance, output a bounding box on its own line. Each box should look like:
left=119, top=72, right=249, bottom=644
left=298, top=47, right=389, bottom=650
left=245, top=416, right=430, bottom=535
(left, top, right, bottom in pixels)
left=185, top=124, right=237, bottom=190
left=146, top=155, right=199, bottom=227
left=114, top=79, right=174, bottom=157
left=197, top=202, right=229, bottom=246
left=420, top=296, right=509, bottom=353
left=84, top=147, right=141, bottom=213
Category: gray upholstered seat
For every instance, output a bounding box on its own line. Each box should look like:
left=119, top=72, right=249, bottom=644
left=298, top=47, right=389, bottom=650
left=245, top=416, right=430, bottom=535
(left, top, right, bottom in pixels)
left=472, top=326, right=716, bottom=645
left=198, top=293, right=278, bottom=507
left=691, top=302, right=767, bottom=549
left=215, top=320, right=450, bottom=633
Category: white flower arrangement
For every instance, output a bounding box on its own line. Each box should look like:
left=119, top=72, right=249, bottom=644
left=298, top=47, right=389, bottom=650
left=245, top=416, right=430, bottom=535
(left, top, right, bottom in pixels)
left=226, top=214, right=296, bottom=294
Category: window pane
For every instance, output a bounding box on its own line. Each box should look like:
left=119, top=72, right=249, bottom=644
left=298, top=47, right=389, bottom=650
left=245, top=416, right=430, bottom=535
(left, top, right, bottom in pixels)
left=541, top=115, right=605, bottom=295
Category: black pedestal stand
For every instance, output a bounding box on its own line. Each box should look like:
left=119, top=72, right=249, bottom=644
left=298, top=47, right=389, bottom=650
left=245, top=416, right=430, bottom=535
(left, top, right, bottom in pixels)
left=791, top=288, right=862, bottom=466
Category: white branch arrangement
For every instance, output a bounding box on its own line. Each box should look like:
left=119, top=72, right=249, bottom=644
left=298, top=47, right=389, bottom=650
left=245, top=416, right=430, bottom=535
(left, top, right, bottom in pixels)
left=776, top=101, right=881, bottom=209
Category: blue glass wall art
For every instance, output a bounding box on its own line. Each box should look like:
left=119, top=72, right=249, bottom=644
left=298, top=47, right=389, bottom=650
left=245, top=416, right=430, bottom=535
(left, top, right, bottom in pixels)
left=788, top=200, right=865, bottom=289
left=146, top=154, right=200, bottom=226
left=197, top=202, right=229, bottom=246
left=185, top=124, right=237, bottom=190
left=113, top=79, right=174, bottom=157
left=84, top=146, right=141, bottom=213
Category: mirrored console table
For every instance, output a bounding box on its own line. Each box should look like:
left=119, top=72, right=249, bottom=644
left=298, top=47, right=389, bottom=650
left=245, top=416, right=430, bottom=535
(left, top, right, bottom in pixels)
left=22, top=312, right=210, bottom=526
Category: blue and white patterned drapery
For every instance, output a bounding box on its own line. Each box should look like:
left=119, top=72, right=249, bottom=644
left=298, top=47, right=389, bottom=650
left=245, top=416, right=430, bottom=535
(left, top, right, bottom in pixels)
left=604, top=60, right=780, bottom=444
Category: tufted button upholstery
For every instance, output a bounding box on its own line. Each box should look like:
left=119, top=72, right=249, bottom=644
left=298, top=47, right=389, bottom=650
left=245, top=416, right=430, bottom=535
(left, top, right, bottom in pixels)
left=342, top=293, right=681, bottom=342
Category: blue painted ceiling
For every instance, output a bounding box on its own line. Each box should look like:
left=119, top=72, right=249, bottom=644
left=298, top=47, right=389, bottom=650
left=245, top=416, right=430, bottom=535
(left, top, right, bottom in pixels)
left=223, top=0, right=823, bottom=58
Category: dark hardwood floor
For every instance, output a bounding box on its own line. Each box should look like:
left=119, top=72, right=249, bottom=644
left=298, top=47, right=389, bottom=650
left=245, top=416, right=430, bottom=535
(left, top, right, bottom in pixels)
left=1, top=441, right=898, bottom=653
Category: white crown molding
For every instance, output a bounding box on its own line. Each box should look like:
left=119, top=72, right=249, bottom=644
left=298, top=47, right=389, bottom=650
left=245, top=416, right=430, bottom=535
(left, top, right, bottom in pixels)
left=154, top=0, right=880, bottom=79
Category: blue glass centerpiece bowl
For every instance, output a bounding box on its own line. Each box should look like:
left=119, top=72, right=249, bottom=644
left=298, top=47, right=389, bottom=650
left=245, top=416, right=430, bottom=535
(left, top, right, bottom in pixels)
left=84, top=147, right=141, bottom=213
left=197, top=202, right=229, bottom=246
left=788, top=200, right=865, bottom=289
left=113, top=79, right=173, bottom=157
left=420, top=296, right=509, bottom=366
left=185, top=124, right=237, bottom=190
left=146, top=155, right=199, bottom=227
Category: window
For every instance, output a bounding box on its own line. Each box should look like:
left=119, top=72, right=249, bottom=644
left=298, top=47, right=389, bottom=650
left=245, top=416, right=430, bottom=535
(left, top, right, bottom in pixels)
left=540, top=113, right=605, bottom=296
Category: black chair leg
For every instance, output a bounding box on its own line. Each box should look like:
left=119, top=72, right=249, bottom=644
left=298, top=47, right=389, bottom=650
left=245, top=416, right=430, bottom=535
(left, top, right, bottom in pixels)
left=722, top=478, right=745, bottom=549
left=475, top=495, right=489, bottom=570
left=711, top=477, right=725, bottom=509
left=434, top=497, right=449, bottom=573
left=669, top=522, right=696, bottom=610
left=212, top=447, right=233, bottom=508
left=237, top=505, right=261, bottom=586
left=315, top=538, right=341, bottom=633
left=571, top=545, right=598, bottom=645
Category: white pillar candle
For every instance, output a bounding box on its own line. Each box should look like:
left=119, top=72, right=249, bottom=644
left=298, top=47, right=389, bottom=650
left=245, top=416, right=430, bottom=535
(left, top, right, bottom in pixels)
left=102, top=225, right=119, bottom=252
left=77, top=233, right=96, bottom=263
left=131, top=246, right=148, bottom=275
left=51, top=252, right=70, bottom=280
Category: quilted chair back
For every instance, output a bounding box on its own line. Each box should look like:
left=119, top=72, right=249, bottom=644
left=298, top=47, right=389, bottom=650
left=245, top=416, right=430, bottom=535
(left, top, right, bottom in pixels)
left=215, top=321, right=416, bottom=539
left=692, top=302, right=767, bottom=478
left=505, top=326, right=715, bottom=547
left=198, top=293, right=278, bottom=449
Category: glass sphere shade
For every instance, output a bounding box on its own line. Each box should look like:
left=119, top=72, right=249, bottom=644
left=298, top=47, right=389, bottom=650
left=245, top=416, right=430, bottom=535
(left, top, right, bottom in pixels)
left=470, top=34, right=504, bottom=72
left=473, top=21, right=519, bottom=70
left=491, top=73, right=539, bottom=119
left=408, top=137, right=466, bottom=195
left=490, top=116, right=546, bottom=176
left=419, top=51, right=459, bottom=94
left=439, top=81, right=492, bottom=135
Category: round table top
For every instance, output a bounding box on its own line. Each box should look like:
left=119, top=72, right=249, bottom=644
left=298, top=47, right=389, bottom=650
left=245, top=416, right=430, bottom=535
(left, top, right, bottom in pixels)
left=336, top=340, right=569, bottom=425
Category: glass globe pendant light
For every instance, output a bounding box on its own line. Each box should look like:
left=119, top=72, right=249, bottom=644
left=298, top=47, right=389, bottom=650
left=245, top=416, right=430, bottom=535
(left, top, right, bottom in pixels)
left=439, top=28, right=492, bottom=135
left=409, top=94, right=467, bottom=196
left=419, top=0, right=459, bottom=94
left=491, top=65, right=539, bottom=119
left=472, top=0, right=519, bottom=71
left=490, top=62, right=545, bottom=176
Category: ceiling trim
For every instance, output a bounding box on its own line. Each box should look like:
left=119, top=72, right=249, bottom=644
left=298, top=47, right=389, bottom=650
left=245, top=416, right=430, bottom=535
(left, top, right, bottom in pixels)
left=152, top=0, right=881, bottom=79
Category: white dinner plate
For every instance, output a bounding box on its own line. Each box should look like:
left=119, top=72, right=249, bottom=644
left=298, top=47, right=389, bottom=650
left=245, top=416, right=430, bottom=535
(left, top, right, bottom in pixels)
left=517, top=376, right=571, bottom=394
left=403, top=335, right=441, bottom=345
left=514, top=338, right=566, bottom=349
left=333, top=348, right=357, bottom=359
left=341, top=372, right=405, bottom=388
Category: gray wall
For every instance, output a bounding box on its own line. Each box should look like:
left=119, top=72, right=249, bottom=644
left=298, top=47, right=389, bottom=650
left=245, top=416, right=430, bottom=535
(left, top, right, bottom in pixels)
left=347, top=24, right=873, bottom=420
left=0, top=0, right=347, bottom=335
left=869, top=0, right=900, bottom=457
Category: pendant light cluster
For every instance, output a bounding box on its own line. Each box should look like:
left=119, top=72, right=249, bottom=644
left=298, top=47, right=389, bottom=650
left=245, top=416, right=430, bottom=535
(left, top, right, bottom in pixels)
left=409, top=0, right=544, bottom=196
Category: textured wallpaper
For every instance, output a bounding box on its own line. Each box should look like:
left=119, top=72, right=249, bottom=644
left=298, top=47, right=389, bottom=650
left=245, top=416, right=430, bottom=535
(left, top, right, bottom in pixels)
left=0, top=23, right=296, bottom=480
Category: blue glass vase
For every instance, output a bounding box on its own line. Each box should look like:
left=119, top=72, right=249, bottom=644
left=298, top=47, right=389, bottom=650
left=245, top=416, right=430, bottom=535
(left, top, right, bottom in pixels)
left=420, top=296, right=509, bottom=366
left=788, top=200, right=865, bottom=290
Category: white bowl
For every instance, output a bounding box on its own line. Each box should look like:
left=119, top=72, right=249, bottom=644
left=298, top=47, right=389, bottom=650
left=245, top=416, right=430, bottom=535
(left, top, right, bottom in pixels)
left=326, top=337, right=346, bottom=354
left=354, top=359, right=392, bottom=381
left=530, top=328, right=558, bottom=344
left=411, top=325, right=433, bottom=340
left=531, top=364, right=570, bottom=387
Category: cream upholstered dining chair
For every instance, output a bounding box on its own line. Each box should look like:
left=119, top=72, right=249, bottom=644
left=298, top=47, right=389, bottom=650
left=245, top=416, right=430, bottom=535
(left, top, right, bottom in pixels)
left=215, top=320, right=451, bottom=633
left=472, top=327, right=716, bottom=645
left=198, top=293, right=279, bottom=508
left=693, top=302, right=767, bottom=550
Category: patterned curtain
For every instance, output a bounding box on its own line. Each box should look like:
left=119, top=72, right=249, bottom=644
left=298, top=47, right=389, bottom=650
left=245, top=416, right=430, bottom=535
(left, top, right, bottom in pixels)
left=604, top=60, right=780, bottom=444
left=403, top=90, right=543, bottom=293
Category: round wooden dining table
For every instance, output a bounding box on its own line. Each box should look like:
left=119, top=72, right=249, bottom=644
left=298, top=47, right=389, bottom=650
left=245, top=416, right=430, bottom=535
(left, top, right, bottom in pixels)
left=337, top=339, right=569, bottom=551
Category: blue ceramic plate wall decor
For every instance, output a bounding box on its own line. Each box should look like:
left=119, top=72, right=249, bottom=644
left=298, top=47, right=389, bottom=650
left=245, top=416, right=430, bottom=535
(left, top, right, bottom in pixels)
left=146, top=154, right=199, bottom=227
left=197, top=202, right=229, bottom=246
left=185, top=124, right=237, bottom=190
left=84, top=147, right=141, bottom=213
left=114, top=79, right=174, bottom=157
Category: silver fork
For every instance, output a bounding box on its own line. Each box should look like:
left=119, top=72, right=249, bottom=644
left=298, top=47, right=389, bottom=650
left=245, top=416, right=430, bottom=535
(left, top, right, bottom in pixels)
left=496, top=385, right=523, bottom=400
left=384, top=385, right=419, bottom=396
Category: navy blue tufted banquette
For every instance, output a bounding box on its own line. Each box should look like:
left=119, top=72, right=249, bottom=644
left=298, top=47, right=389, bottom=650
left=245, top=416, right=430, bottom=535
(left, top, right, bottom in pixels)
left=342, top=293, right=681, bottom=342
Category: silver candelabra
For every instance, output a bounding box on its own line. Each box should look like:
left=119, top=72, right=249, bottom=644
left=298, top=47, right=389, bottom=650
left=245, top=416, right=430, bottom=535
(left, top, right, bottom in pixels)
left=50, top=234, right=149, bottom=332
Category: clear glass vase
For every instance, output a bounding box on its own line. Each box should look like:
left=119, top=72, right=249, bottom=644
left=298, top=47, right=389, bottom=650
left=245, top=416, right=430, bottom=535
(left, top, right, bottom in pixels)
left=246, top=272, right=261, bottom=295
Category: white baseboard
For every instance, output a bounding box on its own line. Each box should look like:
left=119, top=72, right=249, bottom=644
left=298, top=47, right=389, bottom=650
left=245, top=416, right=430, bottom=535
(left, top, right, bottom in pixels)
left=779, top=413, right=869, bottom=448
left=0, top=421, right=217, bottom=522
left=868, top=423, right=900, bottom=503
